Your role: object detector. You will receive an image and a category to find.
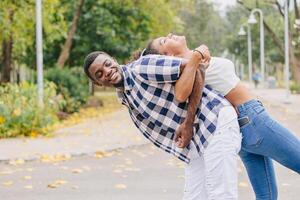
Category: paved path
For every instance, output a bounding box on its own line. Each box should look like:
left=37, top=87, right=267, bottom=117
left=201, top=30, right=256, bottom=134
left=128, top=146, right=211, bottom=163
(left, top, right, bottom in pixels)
left=0, top=144, right=299, bottom=200
left=0, top=87, right=299, bottom=199
left=0, top=109, right=149, bottom=162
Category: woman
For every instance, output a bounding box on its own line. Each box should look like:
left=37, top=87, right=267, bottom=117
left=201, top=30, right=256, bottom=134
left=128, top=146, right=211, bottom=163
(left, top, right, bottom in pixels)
left=135, top=33, right=300, bottom=200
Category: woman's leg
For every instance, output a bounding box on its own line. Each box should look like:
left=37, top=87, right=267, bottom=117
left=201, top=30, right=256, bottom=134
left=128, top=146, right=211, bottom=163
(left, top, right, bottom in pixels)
left=239, top=149, right=278, bottom=200
left=239, top=102, right=300, bottom=173
left=238, top=100, right=300, bottom=199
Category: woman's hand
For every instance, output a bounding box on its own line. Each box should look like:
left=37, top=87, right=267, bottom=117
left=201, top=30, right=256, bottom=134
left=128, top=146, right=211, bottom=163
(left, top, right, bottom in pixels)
left=195, top=44, right=211, bottom=69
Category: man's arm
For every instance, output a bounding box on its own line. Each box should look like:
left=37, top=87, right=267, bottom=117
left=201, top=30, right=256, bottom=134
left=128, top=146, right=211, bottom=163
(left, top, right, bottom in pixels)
left=174, top=45, right=210, bottom=148
left=174, top=67, right=205, bottom=148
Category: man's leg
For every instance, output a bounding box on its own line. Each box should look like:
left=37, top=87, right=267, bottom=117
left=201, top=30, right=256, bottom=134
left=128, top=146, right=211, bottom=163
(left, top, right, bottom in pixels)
left=183, top=143, right=208, bottom=200
left=203, top=106, right=241, bottom=200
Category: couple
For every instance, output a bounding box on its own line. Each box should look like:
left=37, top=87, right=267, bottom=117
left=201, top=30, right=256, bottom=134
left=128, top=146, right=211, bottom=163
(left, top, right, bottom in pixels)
left=83, top=33, right=300, bottom=200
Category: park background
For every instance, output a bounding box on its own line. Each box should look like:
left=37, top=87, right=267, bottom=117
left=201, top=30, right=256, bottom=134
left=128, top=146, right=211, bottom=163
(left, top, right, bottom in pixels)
left=0, top=0, right=300, bottom=199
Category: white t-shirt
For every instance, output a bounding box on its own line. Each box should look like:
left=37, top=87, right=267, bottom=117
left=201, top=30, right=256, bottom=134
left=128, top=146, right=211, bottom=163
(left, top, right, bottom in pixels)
left=205, top=57, right=240, bottom=96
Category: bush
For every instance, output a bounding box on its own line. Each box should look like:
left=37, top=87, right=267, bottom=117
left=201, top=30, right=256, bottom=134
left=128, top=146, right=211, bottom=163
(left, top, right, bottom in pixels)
left=291, top=82, right=300, bottom=94
left=0, top=82, right=58, bottom=138
left=45, top=67, right=89, bottom=113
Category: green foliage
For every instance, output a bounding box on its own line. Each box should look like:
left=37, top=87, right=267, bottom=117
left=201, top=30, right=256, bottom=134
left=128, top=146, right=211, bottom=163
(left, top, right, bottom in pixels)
left=45, top=67, right=89, bottom=113
left=0, top=82, right=58, bottom=138
left=0, top=0, right=67, bottom=69
left=291, top=81, right=300, bottom=94
left=178, top=0, right=227, bottom=56
left=68, top=0, right=151, bottom=64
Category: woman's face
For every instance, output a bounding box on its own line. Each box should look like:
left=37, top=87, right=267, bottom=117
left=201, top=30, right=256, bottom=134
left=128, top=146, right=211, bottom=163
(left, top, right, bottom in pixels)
left=151, top=33, right=188, bottom=56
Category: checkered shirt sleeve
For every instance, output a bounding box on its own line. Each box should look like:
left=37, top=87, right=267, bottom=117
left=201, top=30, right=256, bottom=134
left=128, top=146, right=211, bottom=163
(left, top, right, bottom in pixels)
left=133, top=55, right=182, bottom=83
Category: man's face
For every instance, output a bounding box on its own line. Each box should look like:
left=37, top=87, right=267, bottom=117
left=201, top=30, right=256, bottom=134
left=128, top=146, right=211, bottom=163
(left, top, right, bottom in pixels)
left=88, top=54, right=123, bottom=87
left=152, top=33, right=188, bottom=56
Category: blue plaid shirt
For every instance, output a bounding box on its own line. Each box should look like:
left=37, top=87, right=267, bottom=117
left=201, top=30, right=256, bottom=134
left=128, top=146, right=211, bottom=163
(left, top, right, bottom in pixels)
left=116, top=55, right=230, bottom=163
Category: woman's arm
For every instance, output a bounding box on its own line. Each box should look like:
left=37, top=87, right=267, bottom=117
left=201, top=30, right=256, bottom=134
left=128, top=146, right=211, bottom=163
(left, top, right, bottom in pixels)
left=175, top=45, right=210, bottom=102
left=175, top=52, right=202, bottom=102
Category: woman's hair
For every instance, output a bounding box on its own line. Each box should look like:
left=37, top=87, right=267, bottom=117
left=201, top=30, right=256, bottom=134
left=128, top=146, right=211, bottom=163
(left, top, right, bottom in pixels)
left=130, top=40, right=161, bottom=62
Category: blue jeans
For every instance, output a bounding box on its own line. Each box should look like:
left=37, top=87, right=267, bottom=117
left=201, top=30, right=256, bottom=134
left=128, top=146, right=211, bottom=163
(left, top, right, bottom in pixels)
left=237, top=100, right=300, bottom=200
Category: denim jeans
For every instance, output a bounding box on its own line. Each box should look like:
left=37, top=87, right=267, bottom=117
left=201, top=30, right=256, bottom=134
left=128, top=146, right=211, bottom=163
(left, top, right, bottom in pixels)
left=237, top=100, right=300, bottom=200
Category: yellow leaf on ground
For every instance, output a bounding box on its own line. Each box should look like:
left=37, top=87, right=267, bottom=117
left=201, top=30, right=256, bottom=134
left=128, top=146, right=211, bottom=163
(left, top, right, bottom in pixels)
left=24, top=185, right=33, bottom=189
left=71, top=185, right=79, bottom=190
left=95, top=151, right=105, bottom=158
left=9, top=159, right=25, bottom=166
left=23, top=176, right=32, bottom=180
left=72, top=169, right=83, bottom=174
left=114, top=184, right=127, bottom=189
left=26, top=168, right=34, bottom=172
left=0, top=170, right=13, bottom=175
left=238, top=182, right=248, bottom=187
left=2, top=181, right=13, bottom=186
left=47, top=180, right=67, bottom=189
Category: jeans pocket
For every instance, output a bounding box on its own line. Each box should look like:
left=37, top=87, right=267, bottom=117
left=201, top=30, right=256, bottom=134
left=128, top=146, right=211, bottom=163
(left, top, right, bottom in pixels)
left=241, top=122, right=263, bottom=148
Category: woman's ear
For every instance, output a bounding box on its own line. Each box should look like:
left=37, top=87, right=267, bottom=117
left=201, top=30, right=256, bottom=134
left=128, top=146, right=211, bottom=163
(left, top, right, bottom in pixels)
left=93, top=81, right=102, bottom=86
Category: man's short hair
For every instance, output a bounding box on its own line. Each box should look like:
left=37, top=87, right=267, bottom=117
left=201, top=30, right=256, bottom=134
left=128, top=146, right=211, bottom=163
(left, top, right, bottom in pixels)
left=83, top=51, right=108, bottom=80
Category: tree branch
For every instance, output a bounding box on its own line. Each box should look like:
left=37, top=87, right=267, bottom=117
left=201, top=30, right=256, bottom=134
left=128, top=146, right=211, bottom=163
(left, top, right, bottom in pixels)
left=294, top=0, right=300, bottom=19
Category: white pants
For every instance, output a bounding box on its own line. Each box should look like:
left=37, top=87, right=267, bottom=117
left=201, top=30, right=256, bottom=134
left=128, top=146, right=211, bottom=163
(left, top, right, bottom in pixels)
left=183, top=106, right=242, bottom=200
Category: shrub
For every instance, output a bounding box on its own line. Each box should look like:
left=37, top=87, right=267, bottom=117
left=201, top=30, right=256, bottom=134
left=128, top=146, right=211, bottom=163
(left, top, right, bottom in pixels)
left=45, top=67, right=89, bottom=113
left=0, top=82, right=58, bottom=138
left=291, top=82, right=300, bottom=94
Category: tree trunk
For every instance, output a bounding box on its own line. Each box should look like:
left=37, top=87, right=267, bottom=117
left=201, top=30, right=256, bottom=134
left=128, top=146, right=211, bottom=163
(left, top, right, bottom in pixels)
left=57, top=0, right=85, bottom=68
left=1, top=10, right=14, bottom=83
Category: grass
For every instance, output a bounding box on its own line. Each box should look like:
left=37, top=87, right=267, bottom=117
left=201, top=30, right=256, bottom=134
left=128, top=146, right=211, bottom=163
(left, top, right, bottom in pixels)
left=52, top=91, right=122, bottom=130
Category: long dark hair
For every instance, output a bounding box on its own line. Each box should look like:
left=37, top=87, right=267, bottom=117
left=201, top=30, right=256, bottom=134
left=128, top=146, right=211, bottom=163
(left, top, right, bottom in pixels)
left=130, top=40, right=160, bottom=62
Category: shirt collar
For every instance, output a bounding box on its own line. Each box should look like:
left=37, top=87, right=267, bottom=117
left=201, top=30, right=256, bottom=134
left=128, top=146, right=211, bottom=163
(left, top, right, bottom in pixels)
left=120, top=65, right=133, bottom=91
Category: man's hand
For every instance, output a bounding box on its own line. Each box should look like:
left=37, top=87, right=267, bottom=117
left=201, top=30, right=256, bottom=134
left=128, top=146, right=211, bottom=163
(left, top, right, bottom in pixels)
left=174, top=122, right=194, bottom=148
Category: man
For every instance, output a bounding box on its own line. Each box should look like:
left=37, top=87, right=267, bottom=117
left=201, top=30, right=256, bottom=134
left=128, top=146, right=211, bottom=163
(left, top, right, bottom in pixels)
left=83, top=50, right=241, bottom=199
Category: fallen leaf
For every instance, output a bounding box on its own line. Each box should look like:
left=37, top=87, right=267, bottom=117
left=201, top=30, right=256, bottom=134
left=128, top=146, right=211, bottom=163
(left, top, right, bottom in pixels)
left=114, top=184, right=127, bottom=189
left=238, top=182, right=248, bottom=187
left=23, top=176, right=32, bottom=180
left=9, top=159, right=25, bottom=166
left=24, top=185, right=33, bottom=189
left=0, top=170, right=13, bottom=175
left=95, top=151, right=105, bottom=158
left=71, top=185, right=79, bottom=190
left=47, top=180, right=67, bottom=189
left=2, top=181, right=13, bottom=186
left=72, top=169, right=83, bottom=174
left=113, top=169, right=122, bottom=173
left=26, top=168, right=34, bottom=172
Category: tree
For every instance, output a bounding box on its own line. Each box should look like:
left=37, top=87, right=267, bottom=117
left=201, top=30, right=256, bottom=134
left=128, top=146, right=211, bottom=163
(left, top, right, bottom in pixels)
left=57, top=0, right=85, bottom=68
left=236, top=0, right=300, bottom=83
left=177, top=0, right=228, bottom=56
left=0, top=0, right=67, bottom=82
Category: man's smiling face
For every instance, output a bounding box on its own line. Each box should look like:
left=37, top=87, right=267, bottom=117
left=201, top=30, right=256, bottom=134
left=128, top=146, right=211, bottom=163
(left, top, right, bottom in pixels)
left=88, top=54, right=123, bottom=87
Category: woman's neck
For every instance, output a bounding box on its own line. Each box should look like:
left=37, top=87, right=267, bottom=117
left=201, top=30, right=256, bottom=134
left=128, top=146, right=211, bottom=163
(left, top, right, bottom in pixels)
left=176, top=49, right=193, bottom=59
